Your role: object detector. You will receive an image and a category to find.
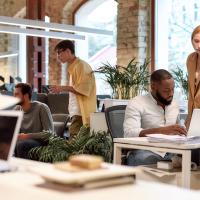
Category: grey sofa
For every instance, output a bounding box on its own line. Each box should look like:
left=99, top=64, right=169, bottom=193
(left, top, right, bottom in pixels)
left=36, top=93, right=70, bottom=137
left=36, top=93, right=69, bottom=114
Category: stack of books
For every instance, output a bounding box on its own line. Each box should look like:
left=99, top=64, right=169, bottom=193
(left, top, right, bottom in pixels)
left=30, top=155, right=136, bottom=189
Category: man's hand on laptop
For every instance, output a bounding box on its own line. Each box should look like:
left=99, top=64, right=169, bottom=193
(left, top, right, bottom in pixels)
left=140, top=124, right=187, bottom=137
left=160, top=124, right=187, bottom=136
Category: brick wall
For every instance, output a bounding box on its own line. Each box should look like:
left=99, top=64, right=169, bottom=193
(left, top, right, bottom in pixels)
left=117, top=0, right=151, bottom=67
left=0, top=0, right=25, bottom=52
left=0, top=0, right=25, bottom=17
left=0, top=0, right=152, bottom=85
left=47, top=0, right=151, bottom=84
left=0, top=0, right=25, bottom=81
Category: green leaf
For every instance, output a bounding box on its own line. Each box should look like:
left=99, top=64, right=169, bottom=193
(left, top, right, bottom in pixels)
left=95, top=58, right=150, bottom=99
left=29, top=125, right=112, bottom=163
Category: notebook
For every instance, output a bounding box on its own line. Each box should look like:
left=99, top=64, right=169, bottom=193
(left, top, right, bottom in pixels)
left=0, top=110, right=23, bottom=172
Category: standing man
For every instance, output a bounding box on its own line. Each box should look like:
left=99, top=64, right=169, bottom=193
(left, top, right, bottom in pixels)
left=14, top=83, right=54, bottom=159
left=50, top=40, right=96, bottom=137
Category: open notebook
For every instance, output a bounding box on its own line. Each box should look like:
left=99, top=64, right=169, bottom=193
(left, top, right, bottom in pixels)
left=0, top=110, right=23, bottom=172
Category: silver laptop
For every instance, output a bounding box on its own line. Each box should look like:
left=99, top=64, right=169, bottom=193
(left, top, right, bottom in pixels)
left=188, top=109, right=200, bottom=136
left=0, top=110, right=23, bottom=172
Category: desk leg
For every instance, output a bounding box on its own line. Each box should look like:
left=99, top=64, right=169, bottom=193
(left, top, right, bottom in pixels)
left=113, top=143, right=122, bottom=164
left=181, top=150, right=191, bottom=189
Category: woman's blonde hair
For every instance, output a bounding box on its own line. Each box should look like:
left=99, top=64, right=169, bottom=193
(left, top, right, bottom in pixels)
left=192, top=25, right=200, bottom=40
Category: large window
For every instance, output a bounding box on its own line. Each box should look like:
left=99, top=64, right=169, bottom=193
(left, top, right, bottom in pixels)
left=155, top=0, right=200, bottom=111
left=75, top=0, right=117, bottom=95
left=0, top=34, right=20, bottom=88
left=155, top=0, right=200, bottom=71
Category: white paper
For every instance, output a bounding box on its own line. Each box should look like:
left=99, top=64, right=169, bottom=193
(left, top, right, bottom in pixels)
left=146, top=134, right=200, bottom=143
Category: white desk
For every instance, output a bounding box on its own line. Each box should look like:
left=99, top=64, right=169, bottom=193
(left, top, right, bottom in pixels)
left=0, top=158, right=200, bottom=200
left=113, top=137, right=200, bottom=189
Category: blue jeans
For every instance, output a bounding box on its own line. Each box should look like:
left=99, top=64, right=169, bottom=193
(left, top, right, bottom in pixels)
left=127, top=149, right=200, bottom=166
left=127, top=150, right=172, bottom=166
left=15, top=139, right=42, bottom=159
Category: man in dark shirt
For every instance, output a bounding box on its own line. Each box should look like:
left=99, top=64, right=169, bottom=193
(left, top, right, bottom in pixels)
left=14, top=83, right=53, bottom=159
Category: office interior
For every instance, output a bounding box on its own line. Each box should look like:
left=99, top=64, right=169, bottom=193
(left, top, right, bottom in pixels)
left=1, top=0, right=200, bottom=199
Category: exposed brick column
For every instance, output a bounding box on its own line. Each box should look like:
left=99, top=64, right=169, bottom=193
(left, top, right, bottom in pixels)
left=117, top=0, right=151, bottom=67
left=26, top=0, right=46, bottom=92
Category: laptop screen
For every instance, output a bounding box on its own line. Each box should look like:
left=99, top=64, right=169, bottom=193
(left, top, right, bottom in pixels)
left=0, top=111, right=23, bottom=161
left=0, top=116, right=18, bottom=160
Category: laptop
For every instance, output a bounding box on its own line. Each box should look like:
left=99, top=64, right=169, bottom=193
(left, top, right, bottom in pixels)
left=187, top=109, right=200, bottom=137
left=0, top=95, right=19, bottom=110
left=0, top=110, right=23, bottom=172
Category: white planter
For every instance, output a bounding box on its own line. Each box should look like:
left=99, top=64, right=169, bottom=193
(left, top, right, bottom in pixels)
left=90, top=112, right=107, bottom=133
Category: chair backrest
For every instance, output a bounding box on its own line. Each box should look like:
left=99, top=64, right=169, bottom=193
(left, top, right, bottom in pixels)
left=37, top=93, right=48, bottom=105
left=47, top=93, right=69, bottom=114
left=96, top=95, right=111, bottom=111
left=52, top=113, right=70, bottom=137
left=105, top=105, right=126, bottom=139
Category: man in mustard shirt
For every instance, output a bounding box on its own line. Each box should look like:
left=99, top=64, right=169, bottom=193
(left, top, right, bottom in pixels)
left=50, top=40, right=96, bottom=137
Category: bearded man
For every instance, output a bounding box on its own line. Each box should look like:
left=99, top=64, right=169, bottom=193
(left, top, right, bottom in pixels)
left=123, top=69, right=187, bottom=166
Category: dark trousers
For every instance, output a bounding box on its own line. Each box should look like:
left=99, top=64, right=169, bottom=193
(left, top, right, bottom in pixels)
left=127, top=149, right=200, bottom=166
left=15, top=139, right=43, bottom=159
left=127, top=150, right=164, bottom=166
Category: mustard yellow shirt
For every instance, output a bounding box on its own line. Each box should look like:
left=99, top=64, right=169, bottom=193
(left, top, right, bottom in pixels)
left=68, top=57, right=96, bottom=125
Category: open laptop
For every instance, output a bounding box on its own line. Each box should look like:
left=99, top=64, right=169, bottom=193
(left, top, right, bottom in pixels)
left=0, top=95, right=19, bottom=110
left=0, top=110, right=23, bottom=172
left=187, top=109, right=200, bottom=136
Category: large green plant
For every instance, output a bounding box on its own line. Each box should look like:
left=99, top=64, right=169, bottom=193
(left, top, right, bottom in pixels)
left=29, top=126, right=112, bottom=163
left=171, top=66, right=188, bottom=98
left=95, top=58, right=150, bottom=99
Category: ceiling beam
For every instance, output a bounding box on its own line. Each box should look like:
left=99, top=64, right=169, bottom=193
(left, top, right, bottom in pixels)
left=0, top=25, right=85, bottom=40
left=0, top=16, right=113, bottom=36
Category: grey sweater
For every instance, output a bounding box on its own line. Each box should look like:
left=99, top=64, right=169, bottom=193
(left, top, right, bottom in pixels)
left=15, top=101, right=54, bottom=137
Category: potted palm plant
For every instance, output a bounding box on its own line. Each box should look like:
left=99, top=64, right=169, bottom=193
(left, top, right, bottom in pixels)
left=171, top=66, right=188, bottom=99
left=95, top=58, right=150, bottom=99
left=29, top=126, right=112, bottom=163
